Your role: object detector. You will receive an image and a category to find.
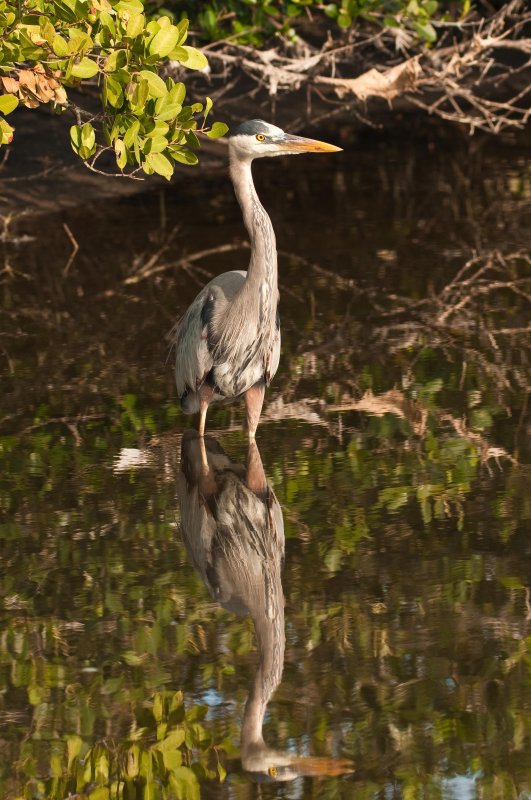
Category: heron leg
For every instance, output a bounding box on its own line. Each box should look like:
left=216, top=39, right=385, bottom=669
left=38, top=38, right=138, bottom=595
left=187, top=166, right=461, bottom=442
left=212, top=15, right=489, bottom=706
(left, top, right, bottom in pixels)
left=246, top=439, right=267, bottom=495
left=198, top=383, right=214, bottom=438
left=198, top=404, right=208, bottom=438
left=245, top=381, right=265, bottom=442
left=197, top=385, right=214, bottom=474
left=198, top=435, right=210, bottom=478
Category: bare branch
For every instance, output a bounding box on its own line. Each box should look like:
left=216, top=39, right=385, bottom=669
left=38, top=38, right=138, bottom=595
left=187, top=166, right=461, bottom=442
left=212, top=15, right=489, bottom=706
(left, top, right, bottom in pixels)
left=199, top=2, right=531, bottom=134
left=62, top=223, right=79, bottom=277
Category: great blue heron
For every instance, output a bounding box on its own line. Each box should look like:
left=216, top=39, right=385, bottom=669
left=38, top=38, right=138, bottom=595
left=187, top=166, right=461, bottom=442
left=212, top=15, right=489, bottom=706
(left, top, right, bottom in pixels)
left=177, top=431, right=353, bottom=781
left=174, top=120, right=341, bottom=441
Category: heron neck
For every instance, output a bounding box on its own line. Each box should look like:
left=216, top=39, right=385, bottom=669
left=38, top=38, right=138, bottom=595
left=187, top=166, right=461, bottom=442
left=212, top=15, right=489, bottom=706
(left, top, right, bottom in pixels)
left=230, top=156, right=278, bottom=293
left=241, top=562, right=285, bottom=751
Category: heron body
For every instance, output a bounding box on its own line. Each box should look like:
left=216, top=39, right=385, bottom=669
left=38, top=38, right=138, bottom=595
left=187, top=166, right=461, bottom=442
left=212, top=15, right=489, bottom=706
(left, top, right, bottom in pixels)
left=177, top=431, right=287, bottom=775
left=177, top=431, right=353, bottom=781
left=174, top=120, right=341, bottom=440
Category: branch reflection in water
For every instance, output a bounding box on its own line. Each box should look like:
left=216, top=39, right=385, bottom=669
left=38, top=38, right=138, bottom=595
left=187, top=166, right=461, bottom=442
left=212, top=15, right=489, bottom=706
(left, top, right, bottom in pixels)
left=177, top=430, right=353, bottom=784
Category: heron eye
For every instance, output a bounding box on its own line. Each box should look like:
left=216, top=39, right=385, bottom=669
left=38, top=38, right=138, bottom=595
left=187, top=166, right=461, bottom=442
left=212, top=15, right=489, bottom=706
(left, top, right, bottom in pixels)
left=268, top=766, right=278, bottom=777
left=256, top=133, right=266, bottom=142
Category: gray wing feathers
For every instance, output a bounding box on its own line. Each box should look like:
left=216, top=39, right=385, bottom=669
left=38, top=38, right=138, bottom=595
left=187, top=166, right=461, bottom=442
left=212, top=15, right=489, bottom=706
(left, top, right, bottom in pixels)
left=268, top=325, right=281, bottom=385
left=174, top=270, right=246, bottom=397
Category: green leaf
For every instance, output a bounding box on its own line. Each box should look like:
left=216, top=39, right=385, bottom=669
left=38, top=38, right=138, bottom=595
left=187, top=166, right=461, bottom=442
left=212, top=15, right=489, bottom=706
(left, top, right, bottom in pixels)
left=154, top=729, right=185, bottom=751
left=337, top=12, right=351, bottom=27
left=88, top=787, right=109, bottom=800
left=414, top=20, right=437, bottom=41
left=152, top=693, right=164, bottom=722
left=115, top=0, right=144, bottom=12
left=172, top=83, right=186, bottom=105
left=130, top=79, right=149, bottom=112
left=171, top=46, right=208, bottom=71
left=0, top=95, right=18, bottom=115
left=145, top=152, right=173, bottom=179
left=67, top=735, right=83, bottom=769
left=127, top=745, right=140, bottom=778
left=81, top=122, right=96, bottom=151
left=175, top=18, right=189, bottom=46
left=155, top=103, right=182, bottom=123
left=383, top=14, right=399, bottom=27
left=185, top=130, right=200, bottom=149
left=122, top=650, right=142, bottom=665
left=168, top=767, right=200, bottom=800
left=123, top=119, right=140, bottom=148
left=104, top=75, right=123, bottom=108
left=203, top=96, right=213, bottom=123
left=149, top=26, right=180, bottom=58
left=126, top=12, right=145, bottom=38
left=162, top=749, right=182, bottom=771
left=39, top=16, right=56, bottom=45
left=169, top=148, right=198, bottom=165
left=104, top=49, right=128, bottom=72
left=143, top=782, right=158, bottom=800
left=70, top=57, right=99, bottom=79
left=145, top=18, right=160, bottom=36
left=145, top=120, right=169, bottom=137
left=139, top=69, right=167, bottom=98
left=206, top=121, right=228, bottom=139
left=28, top=684, right=44, bottom=705
left=0, top=119, right=14, bottom=144
left=70, top=124, right=82, bottom=150
left=52, top=34, right=70, bottom=56
left=99, top=11, right=116, bottom=36
left=69, top=32, right=93, bottom=55
left=144, top=135, right=167, bottom=154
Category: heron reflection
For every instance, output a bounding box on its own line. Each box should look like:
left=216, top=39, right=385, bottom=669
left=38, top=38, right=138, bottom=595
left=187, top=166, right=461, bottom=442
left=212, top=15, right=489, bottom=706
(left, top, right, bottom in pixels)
left=177, top=431, right=353, bottom=782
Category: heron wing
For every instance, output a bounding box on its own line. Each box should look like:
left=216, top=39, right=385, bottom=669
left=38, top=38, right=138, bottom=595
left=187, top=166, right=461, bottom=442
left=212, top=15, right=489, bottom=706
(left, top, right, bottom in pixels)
left=174, top=270, right=246, bottom=397
left=266, top=306, right=281, bottom=385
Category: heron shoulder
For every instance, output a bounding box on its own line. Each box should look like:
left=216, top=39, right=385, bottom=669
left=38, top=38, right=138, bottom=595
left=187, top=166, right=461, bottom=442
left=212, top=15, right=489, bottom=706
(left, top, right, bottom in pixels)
left=207, top=269, right=246, bottom=301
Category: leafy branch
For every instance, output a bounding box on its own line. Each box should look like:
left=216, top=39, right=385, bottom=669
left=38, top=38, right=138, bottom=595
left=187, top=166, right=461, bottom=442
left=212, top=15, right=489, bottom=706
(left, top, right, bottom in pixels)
left=0, top=0, right=228, bottom=177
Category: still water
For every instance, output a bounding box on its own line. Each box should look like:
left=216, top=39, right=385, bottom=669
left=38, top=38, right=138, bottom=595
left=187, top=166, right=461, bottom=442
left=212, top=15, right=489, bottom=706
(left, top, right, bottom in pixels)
left=0, top=126, right=530, bottom=799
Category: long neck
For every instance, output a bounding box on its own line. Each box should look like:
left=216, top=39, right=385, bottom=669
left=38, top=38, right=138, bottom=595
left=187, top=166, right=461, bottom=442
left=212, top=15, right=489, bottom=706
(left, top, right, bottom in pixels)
left=230, top=155, right=278, bottom=294
left=240, top=561, right=285, bottom=751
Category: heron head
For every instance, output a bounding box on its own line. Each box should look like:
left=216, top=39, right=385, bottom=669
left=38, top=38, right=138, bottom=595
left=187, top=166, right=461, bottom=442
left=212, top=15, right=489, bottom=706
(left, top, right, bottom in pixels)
left=229, top=119, right=342, bottom=160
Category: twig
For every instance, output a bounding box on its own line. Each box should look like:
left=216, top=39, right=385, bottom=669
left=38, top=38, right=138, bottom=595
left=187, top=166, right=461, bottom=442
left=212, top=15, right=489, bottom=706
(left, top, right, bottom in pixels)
left=84, top=147, right=145, bottom=181
left=62, top=223, right=79, bottom=277
left=124, top=241, right=251, bottom=286
left=18, top=413, right=108, bottom=443
left=0, top=163, right=71, bottom=183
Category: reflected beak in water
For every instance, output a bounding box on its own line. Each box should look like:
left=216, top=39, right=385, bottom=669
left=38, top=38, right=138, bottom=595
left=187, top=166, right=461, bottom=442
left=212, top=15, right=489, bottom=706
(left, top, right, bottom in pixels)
left=290, top=755, right=355, bottom=777
left=278, top=134, right=342, bottom=154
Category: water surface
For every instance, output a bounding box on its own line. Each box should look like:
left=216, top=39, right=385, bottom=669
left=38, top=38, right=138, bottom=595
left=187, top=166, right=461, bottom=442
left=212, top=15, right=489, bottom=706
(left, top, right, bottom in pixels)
left=0, top=126, right=530, bottom=799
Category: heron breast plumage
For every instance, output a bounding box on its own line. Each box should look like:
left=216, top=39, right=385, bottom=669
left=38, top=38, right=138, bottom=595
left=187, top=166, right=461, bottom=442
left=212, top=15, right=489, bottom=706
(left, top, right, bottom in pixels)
left=174, top=269, right=280, bottom=411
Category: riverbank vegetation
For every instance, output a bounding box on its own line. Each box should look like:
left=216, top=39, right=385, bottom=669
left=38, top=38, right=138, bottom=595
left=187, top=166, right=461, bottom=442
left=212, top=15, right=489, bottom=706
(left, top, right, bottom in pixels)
left=0, top=0, right=529, bottom=179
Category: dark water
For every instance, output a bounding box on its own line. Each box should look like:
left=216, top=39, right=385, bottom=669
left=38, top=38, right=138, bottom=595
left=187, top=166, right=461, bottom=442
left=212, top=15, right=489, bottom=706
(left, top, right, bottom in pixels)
left=1, top=127, right=530, bottom=799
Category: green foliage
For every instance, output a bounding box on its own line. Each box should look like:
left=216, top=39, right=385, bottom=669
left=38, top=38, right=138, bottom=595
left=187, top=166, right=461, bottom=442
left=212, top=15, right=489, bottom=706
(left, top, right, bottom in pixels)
left=171, top=0, right=466, bottom=45
left=0, top=0, right=227, bottom=176
left=8, top=688, right=225, bottom=799
left=0, top=0, right=470, bottom=166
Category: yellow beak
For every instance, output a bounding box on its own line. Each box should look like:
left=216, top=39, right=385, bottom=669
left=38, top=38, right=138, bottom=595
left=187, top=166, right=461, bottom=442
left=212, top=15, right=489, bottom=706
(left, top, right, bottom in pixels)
left=279, top=134, right=342, bottom=153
